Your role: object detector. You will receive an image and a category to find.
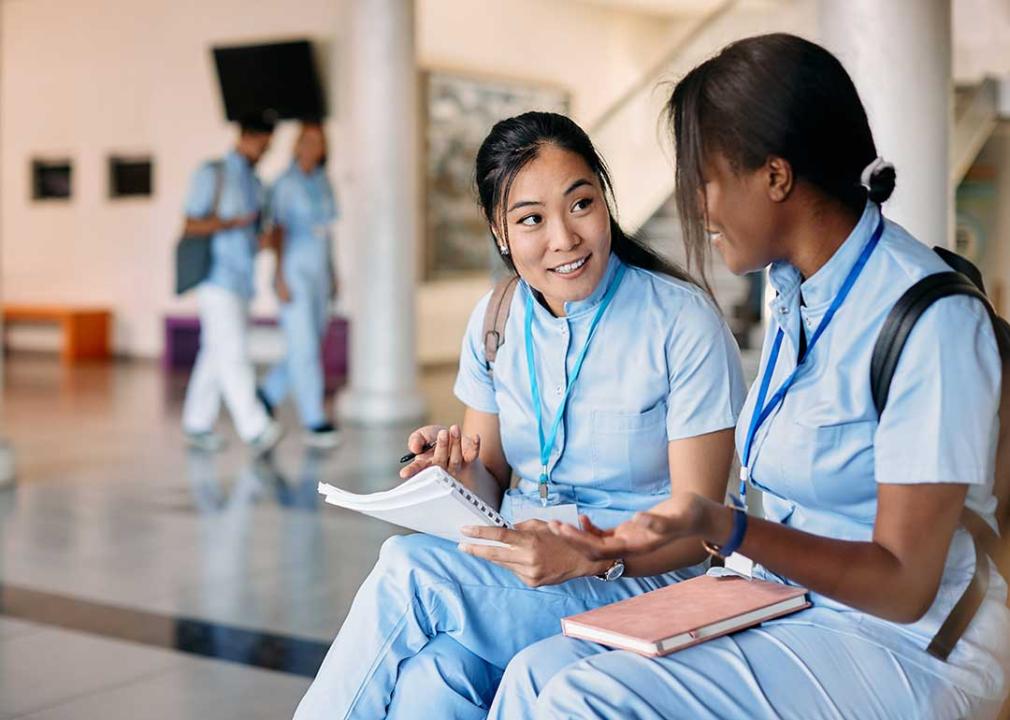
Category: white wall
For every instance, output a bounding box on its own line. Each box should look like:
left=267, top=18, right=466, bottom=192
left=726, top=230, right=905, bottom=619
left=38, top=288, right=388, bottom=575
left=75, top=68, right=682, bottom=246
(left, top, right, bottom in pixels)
left=0, top=0, right=343, bottom=357
left=419, top=0, right=686, bottom=127
left=1, top=0, right=686, bottom=362
left=416, top=0, right=689, bottom=363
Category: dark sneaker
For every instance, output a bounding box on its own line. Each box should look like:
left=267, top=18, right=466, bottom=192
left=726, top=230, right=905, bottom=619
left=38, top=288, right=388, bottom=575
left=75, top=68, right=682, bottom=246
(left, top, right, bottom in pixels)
left=304, top=422, right=341, bottom=449
left=185, top=430, right=226, bottom=452
left=256, top=388, right=275, bottom=419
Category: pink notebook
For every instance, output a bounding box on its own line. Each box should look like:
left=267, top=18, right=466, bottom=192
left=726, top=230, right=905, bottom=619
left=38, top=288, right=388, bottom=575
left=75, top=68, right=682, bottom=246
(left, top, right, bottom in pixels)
left=562, top=575, right=809, bottom=657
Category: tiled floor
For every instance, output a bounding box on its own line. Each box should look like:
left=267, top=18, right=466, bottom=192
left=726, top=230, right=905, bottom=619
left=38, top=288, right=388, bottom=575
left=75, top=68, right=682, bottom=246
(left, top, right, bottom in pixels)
left=0, top=352, right=760, bottom=718
left=0, top=619, right=311, bottom=720
left=0, top=355, right=464, bottom=719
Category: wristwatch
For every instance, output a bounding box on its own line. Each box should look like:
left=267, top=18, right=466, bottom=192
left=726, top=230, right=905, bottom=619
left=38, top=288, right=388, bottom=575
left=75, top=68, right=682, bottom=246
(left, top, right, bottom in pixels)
left=594, top=558, right=625, bottom=582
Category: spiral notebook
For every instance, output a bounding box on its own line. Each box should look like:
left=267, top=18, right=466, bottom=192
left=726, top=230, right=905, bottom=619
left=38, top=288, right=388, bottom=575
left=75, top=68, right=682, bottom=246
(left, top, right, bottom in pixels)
left=317, top=466, right=511, bottom=547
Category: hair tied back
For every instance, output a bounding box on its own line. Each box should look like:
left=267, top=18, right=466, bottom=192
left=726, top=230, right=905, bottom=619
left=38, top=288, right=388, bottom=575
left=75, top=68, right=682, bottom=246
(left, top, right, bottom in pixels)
left=860, top=157, right=896, bottom=204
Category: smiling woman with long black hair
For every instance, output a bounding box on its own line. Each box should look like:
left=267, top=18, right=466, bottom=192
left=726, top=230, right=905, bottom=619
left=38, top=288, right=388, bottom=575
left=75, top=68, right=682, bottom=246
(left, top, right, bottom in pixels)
left=293, top=111, right=746, bottom=720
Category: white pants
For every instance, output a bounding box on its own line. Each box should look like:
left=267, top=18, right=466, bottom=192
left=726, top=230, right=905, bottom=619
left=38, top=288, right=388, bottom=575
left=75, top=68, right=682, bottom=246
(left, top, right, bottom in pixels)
left=182, top=284, right=269, bottom=442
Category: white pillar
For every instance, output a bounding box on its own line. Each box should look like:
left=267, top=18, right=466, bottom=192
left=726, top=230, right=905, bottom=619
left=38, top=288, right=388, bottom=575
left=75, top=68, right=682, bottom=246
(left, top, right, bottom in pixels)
left=0, top=6, right=14, bottom=487
left=819, top=0, right=953, bottom=248
left=991, top=128, right=1010, bottom=316
left=338, top=0, right=427, bottom=425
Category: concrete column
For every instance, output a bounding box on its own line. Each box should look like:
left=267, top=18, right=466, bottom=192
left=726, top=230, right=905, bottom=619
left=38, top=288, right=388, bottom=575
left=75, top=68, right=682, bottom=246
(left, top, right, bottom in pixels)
left=819, top=0, right=953, bottom=248
left=991, top=128, right=1010, bottom=316
left=0, top=6, right=14, bottom=487
left=338, top=0, right=427, bottom=425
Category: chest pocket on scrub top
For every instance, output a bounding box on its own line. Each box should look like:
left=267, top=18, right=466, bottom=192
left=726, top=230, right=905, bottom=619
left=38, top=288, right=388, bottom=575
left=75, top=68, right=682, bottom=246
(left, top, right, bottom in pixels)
left=591, top=402, right=669, bottom=493
left=778, top=417, right=877, bottom=511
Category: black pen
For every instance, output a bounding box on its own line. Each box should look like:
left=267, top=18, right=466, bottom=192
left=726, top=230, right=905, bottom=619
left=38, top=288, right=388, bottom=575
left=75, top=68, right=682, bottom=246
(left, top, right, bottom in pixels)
left=399, top=442, right=435, bottom=464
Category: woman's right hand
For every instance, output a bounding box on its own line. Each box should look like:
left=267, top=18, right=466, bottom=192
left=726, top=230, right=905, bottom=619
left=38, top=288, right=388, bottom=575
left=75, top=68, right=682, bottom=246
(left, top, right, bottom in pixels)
left=399, top=424, right=481, bottom=480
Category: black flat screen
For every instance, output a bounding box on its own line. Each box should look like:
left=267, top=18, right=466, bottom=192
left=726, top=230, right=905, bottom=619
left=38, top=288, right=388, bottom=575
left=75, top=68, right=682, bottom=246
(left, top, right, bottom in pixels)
left=213, top=40, right=325, bottom=121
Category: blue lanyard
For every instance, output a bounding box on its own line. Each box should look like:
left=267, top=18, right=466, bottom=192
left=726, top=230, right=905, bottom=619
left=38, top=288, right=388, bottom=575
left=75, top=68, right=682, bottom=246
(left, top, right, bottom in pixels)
left=525, top=264, right=626, bottom=503
left=739, top=215, right=885, bottom=498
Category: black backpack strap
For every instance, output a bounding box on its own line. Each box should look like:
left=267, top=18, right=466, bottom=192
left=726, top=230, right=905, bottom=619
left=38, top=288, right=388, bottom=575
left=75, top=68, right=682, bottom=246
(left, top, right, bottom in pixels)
left=926, top=515, right=990, bottom=660
left=870, top=272, right=991, bottom=415
left=210, top=160, right=225, bottom=217
left=482, top=274, right=519, bottom=379
left=870, top=261, right=1004, bottom=661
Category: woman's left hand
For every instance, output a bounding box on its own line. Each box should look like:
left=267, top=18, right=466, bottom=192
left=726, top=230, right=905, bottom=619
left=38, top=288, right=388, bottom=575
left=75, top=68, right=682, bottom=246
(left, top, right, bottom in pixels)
left=459, top=520, right=606, bottom=587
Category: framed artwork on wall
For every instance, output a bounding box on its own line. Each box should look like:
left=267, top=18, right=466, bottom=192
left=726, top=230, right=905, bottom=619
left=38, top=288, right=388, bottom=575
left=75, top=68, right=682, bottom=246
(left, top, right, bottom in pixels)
left=31, top=159, right=72, bottom=201
left=424, top=70, right=569, bottom=280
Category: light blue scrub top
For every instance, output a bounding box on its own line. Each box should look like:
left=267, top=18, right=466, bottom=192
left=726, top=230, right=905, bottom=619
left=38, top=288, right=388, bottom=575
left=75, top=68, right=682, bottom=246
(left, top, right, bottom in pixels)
left=184, top=150, right=264, bottom=299
left=268, top=162, right=338, bottom=273
left=455, top=254, right=747, bottom=528
left=740, top=201, right=1010, bottom=695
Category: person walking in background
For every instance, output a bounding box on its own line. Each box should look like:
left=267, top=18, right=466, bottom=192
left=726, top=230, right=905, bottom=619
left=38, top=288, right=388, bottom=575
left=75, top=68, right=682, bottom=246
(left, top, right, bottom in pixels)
left=259, top=122, right=341, bottom=449
left=181, top=112, right=284, bottom=455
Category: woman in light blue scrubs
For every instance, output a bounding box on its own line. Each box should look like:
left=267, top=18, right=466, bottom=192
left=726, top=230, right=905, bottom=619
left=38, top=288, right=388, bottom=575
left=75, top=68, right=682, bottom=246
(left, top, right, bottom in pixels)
left=293, top=112, right=747, bottom=719
left=260, top=123, right=340, bottom=448
left=490, top=34, right=1010, bottom=719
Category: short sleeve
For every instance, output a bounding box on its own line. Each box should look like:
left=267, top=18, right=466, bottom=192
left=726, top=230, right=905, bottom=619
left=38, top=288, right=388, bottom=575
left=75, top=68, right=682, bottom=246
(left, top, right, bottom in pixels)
left=184, top=163, right=217, bottom=218
left=453, top=291, right=499, bottom=414
left=875, top=295, right=1000, bottom=486
left=665, top=294, right=747, bottom=441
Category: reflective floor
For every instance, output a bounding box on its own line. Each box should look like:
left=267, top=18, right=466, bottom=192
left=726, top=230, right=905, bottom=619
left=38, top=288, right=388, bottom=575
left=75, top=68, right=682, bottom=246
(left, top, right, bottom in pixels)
left=0, top=355, right=463, bottom=719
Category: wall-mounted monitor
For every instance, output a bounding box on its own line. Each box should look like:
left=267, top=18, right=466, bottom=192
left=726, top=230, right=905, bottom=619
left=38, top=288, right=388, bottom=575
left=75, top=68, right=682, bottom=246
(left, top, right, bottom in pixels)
left=31, top=159, right=72, bottom=200
left=109, top=156, right=153, bottom=198
left=212, top=39, right=325, bottom=121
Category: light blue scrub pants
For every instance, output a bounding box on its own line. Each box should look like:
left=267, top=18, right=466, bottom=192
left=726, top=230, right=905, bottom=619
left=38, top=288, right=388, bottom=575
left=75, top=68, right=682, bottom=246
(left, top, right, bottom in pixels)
left=489, top=607, right=1002, bottom=720
left=262, top=248, right=330, bottom=429
left=292, top=533, right=696, bottom=720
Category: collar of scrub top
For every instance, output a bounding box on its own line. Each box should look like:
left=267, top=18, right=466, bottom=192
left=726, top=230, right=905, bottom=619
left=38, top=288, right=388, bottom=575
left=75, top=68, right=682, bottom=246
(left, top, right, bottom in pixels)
left=289, top=159, right=324, bottom=179
left=738, top=205, right=885, bottom=500
left=768, top=200, right=881, bottom=318
left=287, top=161, right=337, bottom=224
left=522, top=252, right=627, bottom=505
left=522, top=251, right=626, bottom=322
left=225, top=148, right=253, bottom=173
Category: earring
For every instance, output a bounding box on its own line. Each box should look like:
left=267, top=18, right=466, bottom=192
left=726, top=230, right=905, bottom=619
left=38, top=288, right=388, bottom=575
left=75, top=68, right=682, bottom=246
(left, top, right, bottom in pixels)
left=499, top=245, right=510, bottom=256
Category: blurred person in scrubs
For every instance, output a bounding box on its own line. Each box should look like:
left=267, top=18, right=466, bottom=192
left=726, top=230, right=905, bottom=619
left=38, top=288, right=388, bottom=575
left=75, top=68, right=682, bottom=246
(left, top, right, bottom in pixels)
left=182, top=113, right=283, bottom=455
left=259, top=123, right=341, bottom=448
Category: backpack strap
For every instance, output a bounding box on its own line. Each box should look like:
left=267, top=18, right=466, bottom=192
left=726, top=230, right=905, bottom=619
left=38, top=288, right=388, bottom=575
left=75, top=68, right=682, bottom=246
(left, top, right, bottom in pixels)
left=210, top=160, right=225, bottom=218
left=870, top=272, right=989, bottom=415
left=924, top=516, right=990, bottom=660
left=482, top=274, right=519, bottom=378
left=870, top=256, right=1007, bottom=661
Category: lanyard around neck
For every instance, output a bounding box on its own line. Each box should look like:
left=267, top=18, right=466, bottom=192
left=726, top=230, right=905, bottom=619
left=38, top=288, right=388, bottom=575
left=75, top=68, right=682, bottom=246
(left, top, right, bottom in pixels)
left=739, top=215, right=885, bottom=498
left=525, top=263, right=626, bottom=500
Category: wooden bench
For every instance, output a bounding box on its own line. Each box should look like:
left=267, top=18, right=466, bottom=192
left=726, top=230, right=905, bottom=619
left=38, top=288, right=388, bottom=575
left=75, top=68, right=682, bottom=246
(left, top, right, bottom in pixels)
left=3, top=305, right=112, bottom=363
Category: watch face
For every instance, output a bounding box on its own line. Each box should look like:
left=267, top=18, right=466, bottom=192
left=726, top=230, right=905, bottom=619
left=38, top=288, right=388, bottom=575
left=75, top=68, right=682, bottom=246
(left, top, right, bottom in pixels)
left=604, top=560, right=624, bottom=582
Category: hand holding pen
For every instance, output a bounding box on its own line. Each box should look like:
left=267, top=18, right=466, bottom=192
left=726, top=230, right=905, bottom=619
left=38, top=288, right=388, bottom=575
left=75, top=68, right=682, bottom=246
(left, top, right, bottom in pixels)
left=399, top=424, right=482, bottom=480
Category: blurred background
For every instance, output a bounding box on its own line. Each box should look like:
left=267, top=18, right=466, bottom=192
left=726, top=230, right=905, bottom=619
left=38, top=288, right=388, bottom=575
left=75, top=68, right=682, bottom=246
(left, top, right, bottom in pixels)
left=0, top=0, right=1009, bottom=717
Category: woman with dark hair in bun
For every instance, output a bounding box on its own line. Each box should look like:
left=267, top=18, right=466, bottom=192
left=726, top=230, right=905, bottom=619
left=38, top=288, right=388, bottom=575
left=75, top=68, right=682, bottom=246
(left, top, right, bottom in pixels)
left=492, top=33, right=1010, bottom=719
left=294, top=111, right=746, bottom=719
